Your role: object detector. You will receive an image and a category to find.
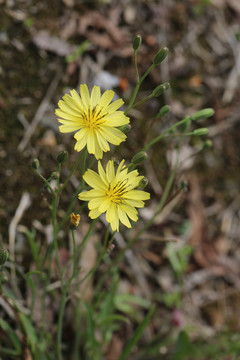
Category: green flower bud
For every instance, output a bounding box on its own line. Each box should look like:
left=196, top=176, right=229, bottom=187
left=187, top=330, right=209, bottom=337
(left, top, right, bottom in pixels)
left=118, top=124, right=131, bottom=134
left=50, top=171, right=60, bottom=180
left=131, top=151, right=148, bottom=165
left=152, top=82, right=170, bottom=97
left=193, top=128, right=209, bottom=136
left=0, top=249, right=9, bottom=265
left=57, top=150, right=68, bottom=163
left=153, top=47, right=169, bottom=65
left=157, top=105, right=171, bottom=118
left=133, top=35, right=142, bottom=51
left=190, top=108, right=215, bottom=121
left=138, top=177, right=148, bottom=189
left=32, top=158, right=40, bottom=170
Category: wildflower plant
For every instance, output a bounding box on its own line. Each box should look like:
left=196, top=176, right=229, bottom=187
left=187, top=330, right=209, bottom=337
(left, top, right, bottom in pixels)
left=1, top=35, right=215, bottom=360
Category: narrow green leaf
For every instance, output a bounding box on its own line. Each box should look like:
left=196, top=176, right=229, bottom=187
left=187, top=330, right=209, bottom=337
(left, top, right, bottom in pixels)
left=0, top=318, right=21, bottom=351
left=119, top=305, right=155, bottom=360
left=83, top=302, right=97, bottom=349
left=19, top=313, right=37, bottom=352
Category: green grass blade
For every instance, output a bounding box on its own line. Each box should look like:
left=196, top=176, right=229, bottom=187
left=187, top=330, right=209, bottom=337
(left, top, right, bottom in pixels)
left=119, top=305, right=155, bottom=360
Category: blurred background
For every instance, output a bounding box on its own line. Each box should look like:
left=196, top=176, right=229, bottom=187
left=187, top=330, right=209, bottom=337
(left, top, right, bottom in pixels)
left=1, top=0, right=240, bottom=359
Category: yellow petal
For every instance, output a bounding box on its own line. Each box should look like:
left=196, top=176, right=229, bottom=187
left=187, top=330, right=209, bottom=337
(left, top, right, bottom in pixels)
left=123, top=190, right=150, bottom=200
left=90, top=86, right=101, bottom=107
left=121, top=204, right=138, bottom=221
left=97, top=161, right=108, bottom=186
left=97, top=90, right=114, bottom=109
left=80, top=84, right=90, bottom=107
left=83, top=169, right=107, bottom=190
left=88, top=197, right=106, bottom=210
left=78, top=189, right=105, bottom=200
left=89, top=208, right=101, bottom=219
left=105, top=99, right=124, bottom=114
left=106, top=160, right=115, bottom=183
left=118, top=206, right=131, bottom=228
left=70, top=89, right=86, bottom=110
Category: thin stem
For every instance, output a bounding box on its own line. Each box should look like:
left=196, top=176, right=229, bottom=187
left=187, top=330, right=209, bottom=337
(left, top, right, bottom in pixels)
left=124, top=64, right=155, bottom=116
left=71, top=230, right=77, bottom=281
left=103, top=224, right=110, bottom=249
left=57, top=152, right=83, bottom=194
left=35, top=170, right=56, bottom=196
left=57, top=289, right=67, bottom=360
left=143, top=116, right=190, bottom=152
left=131, top=93, right=154, bottom=109
left=81, top=148, right=87, bottom=189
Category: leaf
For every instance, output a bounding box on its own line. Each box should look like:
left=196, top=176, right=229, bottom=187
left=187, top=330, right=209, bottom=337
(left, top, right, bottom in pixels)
left=0, top=318, right=21, bottom=351
left=115, top=294, right=151, bottom=315
left=172, top=330, right=195, bottom=360
left=118, top=305, right=155, bottom=360
left=18, top=313, right=38, bottom=353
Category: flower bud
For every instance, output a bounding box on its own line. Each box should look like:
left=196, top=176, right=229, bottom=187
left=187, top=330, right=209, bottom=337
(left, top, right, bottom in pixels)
left=118, top=124, right=131, bottom=134
left=138, top=177, right=148, bottom=189
left=153, top=47, right=169, bottom=65
left=50, top=171, right=60, bottom=180
left=152, top=82, right=170, bottom=97
left=133, top=35, right=142, bottom=51
left=0, top=248, right=9, bottom=265
left=70, top=213, right=80, bottom=230
left=131, top=151, right=148, bottom=165
left=190, top=108, right=214, bottom=121
left=57, top=150, right=68, bottom=163
left=32, top=158, right=40, bottom=170
left=193, top=128, right=209, bottom=136
left=157, top=105, right=170, bottom=118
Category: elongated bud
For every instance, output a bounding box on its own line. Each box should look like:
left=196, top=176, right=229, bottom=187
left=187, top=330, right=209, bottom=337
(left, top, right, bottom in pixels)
left=153, top=47, right=169, bottom=65
left=152, top=82, right=170, bottom=97
left=193, top=128, right=209, bottom=136
left=70, top=213, right=80, bottom=230
left=118, top=124, right=131, bottom=134
left=131, top=151, right=148, bottom=165
left=133, top=35, right=142, bottom=51
left=138, top=177, right=148, bottom=189
left=32, top=158, right=40, bottom=170
left=0, top=248, right=9, bottom=265
left=157, top=105, right=170, bottom=118
left=190, top=108, right=214, bottom=121
left=57, top=150, right=68, bottom=163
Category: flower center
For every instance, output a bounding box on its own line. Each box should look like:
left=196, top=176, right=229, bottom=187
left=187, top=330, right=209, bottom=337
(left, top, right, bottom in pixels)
left=83, top=106, right=107, bottom=129
left=106, top=179, right=128, bottom=204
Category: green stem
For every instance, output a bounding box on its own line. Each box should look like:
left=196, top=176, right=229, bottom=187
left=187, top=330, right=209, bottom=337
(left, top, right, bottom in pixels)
left=57, top=289, right=67, bottom=360
left=131, top=93, right=154, bottom=109
left=134, top=164, right=177, bottom=241
left=35, top=170, right=56, bottom=196
left=143, top=116, right=190, bottom=152
left=57, top=152, right=83, bottom=194
left=124, top=64, right=155, bottom=116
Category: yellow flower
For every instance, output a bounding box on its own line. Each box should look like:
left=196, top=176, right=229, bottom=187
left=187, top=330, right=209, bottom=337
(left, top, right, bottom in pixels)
left=78, top=160, right=150, bottom=231
left=55, top=84, right=129, bottom=159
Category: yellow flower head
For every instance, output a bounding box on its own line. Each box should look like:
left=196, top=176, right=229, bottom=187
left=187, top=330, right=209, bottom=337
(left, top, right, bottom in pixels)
left=55, top=84, right=129, bottom=159
left=78, top=160, right=150, bottom=231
